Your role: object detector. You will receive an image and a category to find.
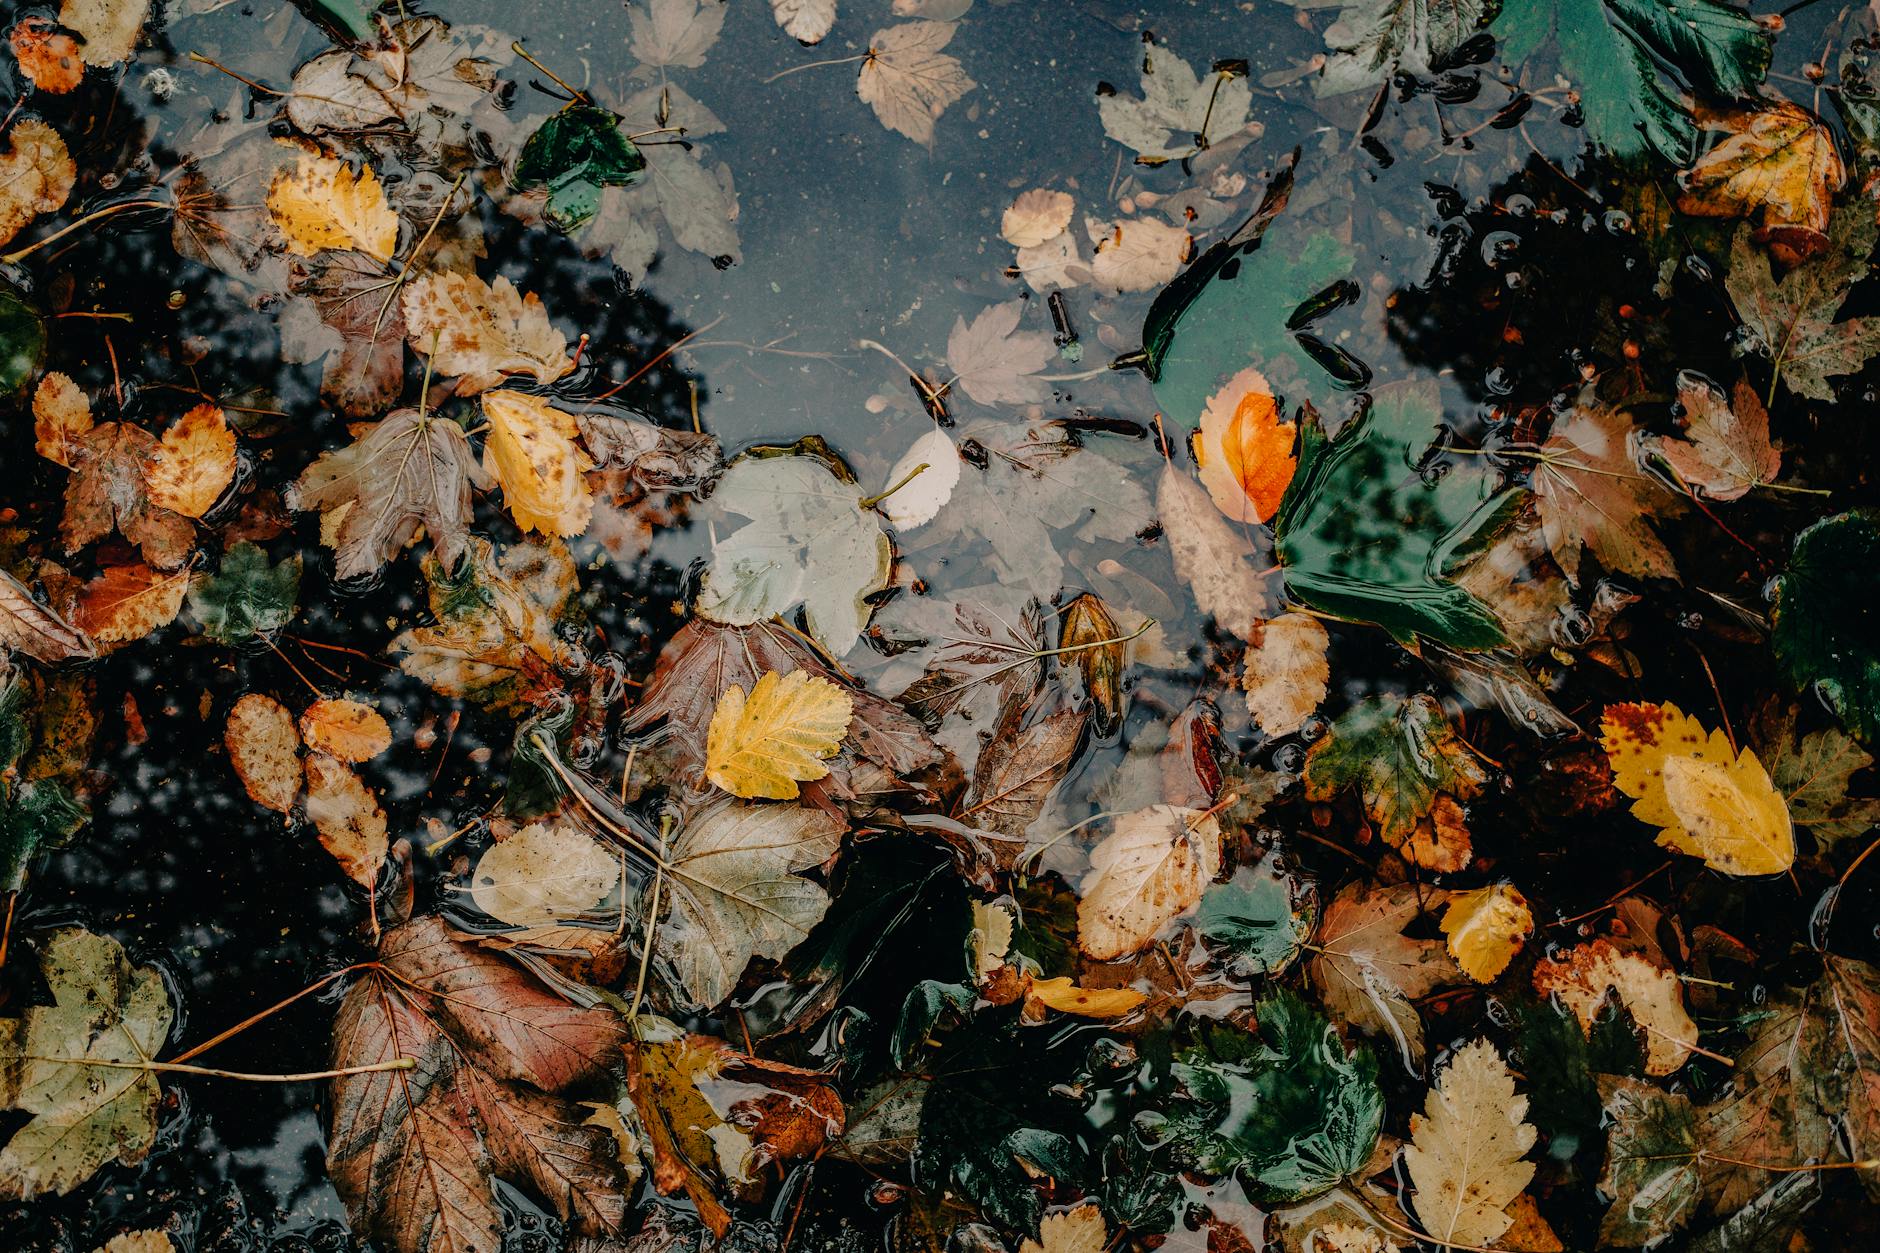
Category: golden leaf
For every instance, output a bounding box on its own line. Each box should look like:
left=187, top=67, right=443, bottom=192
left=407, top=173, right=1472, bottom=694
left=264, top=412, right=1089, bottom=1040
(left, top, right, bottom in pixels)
left=1441, top=884, right=1533, bottom=983
left=704, top=669, right=855, bottom=800
left=224, top=693, right=300, bottom=818
left=1677, top=101, right=1843, bottom=266
left=1532, top=938, right=1698, bottom=1076
left=299, top=698, right=392, bottom=763
left=479, top=390, right=596, bottom=537
left=403, top=270, right=574, bottom=396
left=1403, top=1039, right=1537, bottom=1248
left=0, top=118, right=75, bottom=247
left=1018, top=1204, right=1108, bottom=1253
left=1025, top=977, right=1147, bottom=1019
left=32, top=371, right=93, bottom=468
left=266, top=150, right=399, bottom=262
left=1076, top=803, right=1222, bottom=961
left=74, top=562, right=190, bottom=645
left=1601, top=701, right=1793, bottom=875
left=1194, top=366, right=1296, bottom=524
left=144, top=404, right=236, bottom=519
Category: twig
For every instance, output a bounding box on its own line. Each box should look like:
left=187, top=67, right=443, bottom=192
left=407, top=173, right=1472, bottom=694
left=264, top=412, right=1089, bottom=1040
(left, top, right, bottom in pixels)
left=28, top=1055, right=415, bottom=1082
left=171, top=964, right=374, bottom=1062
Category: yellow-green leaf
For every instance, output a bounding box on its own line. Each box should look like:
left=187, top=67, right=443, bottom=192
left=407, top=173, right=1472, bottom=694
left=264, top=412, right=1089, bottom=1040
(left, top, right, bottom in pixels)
left=704, top=669, right=854, bottom=799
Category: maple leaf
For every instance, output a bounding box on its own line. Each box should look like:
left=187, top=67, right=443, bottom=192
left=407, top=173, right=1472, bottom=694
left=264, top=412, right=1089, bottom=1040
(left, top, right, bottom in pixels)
left=1654, top=372, right=1781, bottom=501
left=1307, top=881, right=1461, bottom=1067
left=1532, top=937, right=1699, bottom=1076
left=286, top=16, right=514, bottom=156
left=1754, top=700, right=1880, bottom=848
left=1441, top=883, right=1534, bottom=983
left=1529, top=397, right=1678, bottom=587
left=856, top=21, right=976, bottom=146
left=278, top=248, right=406, bottom=417
left=577, top=85, right=742, bottom=280
left=1193, top=366, right=1296, bottom=525
left=144, top=404, right=236, bottom=519
left=1403, top=1039, right=1537, bottom=1248
left=1726, top=202, right=1880, bottom=401
left=1676, top=101, right=1843, bottom=266
left=1241, top=612, right=1329, bottom=738
left=404, top=271, right=574, bottom=396
left=653, top=799, right=846, bottom=1008
left=1304, top=694, right=1488, bottom=845
left=225, top=692, right=300, bottom=818
left=1001, top=188, right=1074, bottom=248
left=880, top=587, right=1048, bottom=766
left=1089, top=217, right=1192, bottom=293
left=1097, top=44, right=1252, bottom=163
left=1602, top=701, right=1795, bottom=875
left=300, top=698, right=392, bottom=763
left=328, top=916, right=632, bottom=1253
left=0, top=120, right=73, bottom=248
left=287, top=407, right=490, bottom=579
left=187, top=541, right=300, bottom=645
left=1597, top=1076, right=1702, bottom=1246
left=302, top=750, right=388, bottom=893
left=945, top=300, right=1056, bottom=406
left=0, top=928, right=172, bottom=1199
left=704, top=669, right=855, bottom=800
left=1018, top=1204, right=1108, bottom=1253
left=1157, top=457, right=1275, bottom=644
left=392, top=538, right=583, bottom=714
left=267, top=150, right=400, bottom=262
left=1077, top=803, right=1223, bottom=961
left=60, top=424, right=195, bottom=570
left=479, top=390, right=596, bottom=537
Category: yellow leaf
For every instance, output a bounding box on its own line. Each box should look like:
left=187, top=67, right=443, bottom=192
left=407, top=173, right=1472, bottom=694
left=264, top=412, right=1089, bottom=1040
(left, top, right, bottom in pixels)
left=299, top=698, right=392, bottom=763
left=1025, top=977, right=1147, bottom=1019
left=144, top=404, right=236, bottom=519
left=970, top=899, right=1014, bottom=981
left=1676, top=102, right=1843, bottom=266
left=266, top=150, right=399, bottom=262
left=91, top=1231, right=174, bottom=1253
left=1441, top=884, right=1533, bottom=983
left=1194, top=366, right=1296, bottom=524
left=32, top=371, right=93, bottom=468
left=480, top=390, right=595, bottom=537
left=1532, top=937, right=1698, bottom=1076
left=1403, top=1039, right=1537, bottom=1248
left=1018, top=1204, right=1108, bottom=1253
left=0, top=118, right=75, bottom=248
left=471, top=820, right=621, bottom=926
left=1076, top=803, right=1223, bottom=961
left=403, top=270, right=574, bottom=396
left=705, top=669, right=855, bottom=799
left=1601, top=701, right=1793, bottom=875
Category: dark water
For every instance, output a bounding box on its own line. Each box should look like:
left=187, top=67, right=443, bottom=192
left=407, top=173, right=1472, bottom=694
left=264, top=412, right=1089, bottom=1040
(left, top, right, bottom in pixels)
left=5, top=1, right=1880, bottom=1251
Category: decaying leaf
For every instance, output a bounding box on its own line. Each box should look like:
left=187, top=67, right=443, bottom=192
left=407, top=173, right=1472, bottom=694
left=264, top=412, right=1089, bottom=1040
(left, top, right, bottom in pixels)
left=1304, top=694, right=1488, bottom=845
left=1725, top=202, right=1880, bottom=402
left=1058, top=593, right=1126, bottom=736
left=224, top=692, right=301, bottom=817
left=1308, top=881, right=1460, bottom=1067
left=1403, top=1039, right=1537, bottom=1248
left=1097, top=44, right=1252, bottom=162
left=1242, top=612, right=1330, bottom=738
left=60, top=424, right=196, bottom=570
left=1532, top=938, right=1699, bottom=1076
left=856, top=21, right=975, bottom=145
left=1193, top=366, right=1296, bottom=524
left=1077, top=803, right=1223, bottom=961
left=704, top=669, right=855, bottom=800
left=1654, top=372, right=1781, bottom=501
left=1001, top=188, right=1074, bottom=248
left=32, top=372, right=90, bottom=467
left=480, top=391, right=596, bottom=537
left=1530, top=398, right=1678, bottom=587
left=629, top=0, right=727, bottom=69
left=961, top=708, right=1086, bottom=838
left=59, top=0, right=147, bottom=66
left=0, top=119, right=75, bottom=248
left=1602, top=701, right=1794, bottom=875
left=1018, top=1204, right=1108, bottom=1253
left=946, top=299, right=1056, bottom=406
left=1441, top=883, right=1533, bottom=983
left=302, top=751, right=388, bottom=893
left=1677, top=101, right=1843, bottom=265
left=1282, top=0, right=1498, bottom=96
left=267, top=150, right=400, bottom=262
left=10, top=18, right=84, bottom=93
left=404, top=271, right=574, bottom=396
left=75, top=562, right=191, bottom=645
left=299, top=699, right=392, bottom=764
left=1, top=568, right=93, bottom=663
left=286, top=16, right=513, bottom=154
left=471, top=820, right=621, bottom=926
left=1597, top=1076, right=1701, bottom=1247
left=144, top=404, right=236, bottom=520
left=1158, top=458, right=1273, bottom=643
left=188, top=542, right=300, bottom=645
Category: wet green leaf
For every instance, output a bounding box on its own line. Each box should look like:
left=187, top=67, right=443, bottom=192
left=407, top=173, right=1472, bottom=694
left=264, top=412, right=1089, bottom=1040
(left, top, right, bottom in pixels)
left=0, top=282, right=46, bottom=397
left=294, top=0, right=376, bottom=42
left=1772, top=510, right=1880, bottom=746
left=0, top=777, right=86, bottom=894
left=1303, top=693, right=1489, bottom=843
left=1512, top=997, right=1646, bottom=1161
left=1275, top=379, right=1518, bottom=649
left=1193, top=859, right=1315, bottom=976
left=1598, top=1076, right=1700, bottom=1247
left=187, top=542, right=302, bottom=644
left=1282, top=0, right=1500, bottom=95
left=516, top=106, right=647, bottom=233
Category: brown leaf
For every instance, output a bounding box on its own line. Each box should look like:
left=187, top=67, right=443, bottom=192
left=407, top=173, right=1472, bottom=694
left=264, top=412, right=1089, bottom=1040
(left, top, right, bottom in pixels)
left=9, top=18, right=84, bottom=93
left=300, top=698, right=393, bottom=763
left=279, top=249, right=406, bottom=418
left=959, top=709, right=1086, bottom=838
left=1676, top=101, right=1844, bottom=266
left=0, top=568, right=94, bottom=663
left=61, top=425, right=195, bottom=570
left=1531, top=938, right=1698, bottom=1076
left=74, top=562, right=191, bottom=646
left=32, top=372, right=92, bottom=468
left=1308, top=882, right=1461, bottom=1068
left=1059, top=593, right=1125, bottom=736
left=0, top=118, right=74, bottom=247
left=404, top=270, right=574, bottom=397
left=302, top=751, right=388, bottom=893
left=1530, top=399, right=1677, bottom=587
left=856, top=21, right=975, bottom=146
left=328, top=917, right=631, bottom=1253
left=1655, top=374, right=1781, bottom=501
left=1241, top=612, right=1329, bottom=739
left=144, top=404, right=236, bottom=519
left=224, top=692, right=301, bottom=818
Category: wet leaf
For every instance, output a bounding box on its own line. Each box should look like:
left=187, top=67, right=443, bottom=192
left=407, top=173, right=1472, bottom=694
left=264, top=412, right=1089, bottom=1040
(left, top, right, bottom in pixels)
left=1018, top=1204, right=1108, bottom=1253
left=404, top=271, right=575, bottom=396
left=771, top=0, right=836, bottom=46
left=1530, top=397, right=1678, bottom=586
left=1756, top=701, right=1880, bottom=848
left=144, top=404, right=236, bottom=520
left=300, top=698, right=391, bottom=763
left=653, top=798, right=845, bottom=1009
left=629, top=0, right=727, bottom=69
left=267, top=151, right=400, bottom=263
left=1531, top=937, right=1698, bottom=1076
left=1241, top=612, right=1330, bottom=738
left=1403, top=1039, right=1537, bottom=1248
left=1677, top=101, right=1843, bottom=265
left=1001, top=188, right=1074, bottom=248
left=1025, top=976, right=1145, bottom=1020
left=515, top=106, right=645, bottom=233
left=32, top=372, right=91, bottom=467
left=1304, top=694, right=1488, bottom=845
left=75, top=562, right=191, bottom=645
left=0, top=928, right=172, bottom=1198
left=1194, top=860, right=1316, bottom=976
left=302, top=751, right=387, bottom=893
left=704, top=669, right=854, bottom=800
left=1601, top=701, right=1794, bottom=874
left=1770, top=509, right=1880, bottom=745
left=287, top=16, right=513, bottom=154
left=1597, top=1076, right=1700, bottom=1247
left=1193, top=366, right=1296, bottom=525
left=0, top=120, right=74, bottom=248
left=187, top=542, right=300, bottom=645
left=60, top=424, right=195, bottom=570
left=287, top=407, right=489, bottom=579
left=1726, top=203, right=1880, bottom=401
left=277, top=247, right=406, bottom=418
left=1307, top=881, right=1460, bottom=1068
left=857, top=21, right=975, bottom=146
left=577, top=407, right=722, bottom=489
left=9, top=18, right=84, bottom=93
left=580, top=85, right=741, bottom=279
left=1097, top=44, right=1252, bottom=163
left=1283, top=0, right=1498, bottom=96
left=1058, top=593, right=1126, bottom=736
left=224, top=692, right=300, bottom=818
left=946, top=299, right=1055, bottom=406
left=59, top=0, right=147, bottom=66
left=480, top=390, right=596, bottom=537
left=876, top=427, right=960, bottom=529
left=882, top=589, right=1047, bottom=765
left=1089, top=217, right=1192, bottom=293
left=1077, top=803, right=1223, bottom=961
left=1654, top=372, right=1781, bottom=501
left=1158, top=458, right=1273, bottom=644
left=0, top=568, right=93, bottom=663
left=472, top=820, right=621, bottom=926
left=961, top=708, right=1086, bottom=839
left=1441, top=883, right=1533, bottom=983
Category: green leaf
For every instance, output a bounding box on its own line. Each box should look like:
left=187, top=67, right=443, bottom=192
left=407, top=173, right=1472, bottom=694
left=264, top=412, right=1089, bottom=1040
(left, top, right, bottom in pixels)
left=1, top=778, right=86, bottom=894
left=1275, top=379, right=1518, bottom=649
left=0, top=281, right=46, bottom=397
left=1494, top=0, right=1771, bottom=163
left=188, top=542, right=302, bottom=645
left=515, top=106, right=647, bottom=233
left=1282, top=0, right=1500, bottom=95
left=1193, top=859, right=1315, bottom=976
left=1142, top=990, right=1384, bottom=1204
left=1772, top=511, right=1880, bottom=746
left=1513, top=997, right=1644, bottom=1162
left=1302, top=693, right=1489, bottom=842
left=892, top=979, right=974, bottom=1070
left=1756, top=701, right=1880, bottom=849
left=293, top=0, right=376, bottom=43
left=1598, top=1076, right=1701, bottom=1247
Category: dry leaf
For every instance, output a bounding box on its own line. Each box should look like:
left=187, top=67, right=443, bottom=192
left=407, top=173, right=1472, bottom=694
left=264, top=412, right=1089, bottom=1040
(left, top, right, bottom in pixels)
left=704, top=669, right=856, bottom=800
left=75, top=562, right=190, bottom=645
left=1403, top=1039, right=1537, bottom=1247
left=0, top=119, right=75, bottom=248
left=267, top=150, right=399, bottom=263
left=299, top=698, right=392, bottom=763
left=1441, top=884, right=1533, bottom=983
left=144, top=404, right=236, bottom=519
left=1194, top=366, right=1295, bottom=523
left=403, top=271, right=574, bottom=396
left=303, top=750, right=388, bottom=893
left=472, top=821, right=622, bottom=926
left=1602, top=701, right=1794, bottom=875
left=1077, top=803, right=1223, bottom=960
left=1532, top=938, right=1699, bottom=1076
left=1531, top=399, right=1677, bottom=587
left=856, top=21, right=975, bottom=146
left=1655, top=373, right=1781, bottom=501
left=1241, top=612, right=1329, bottom=738
left=1089, top=217, right=1192, bottom=292
left=59, top=0, right=147, bottom=66
left=1001, top=188, right=1075, bottom=248
left=1677, top=101, right=1843, bottom=265
left=10, top=18, right=84, bottom=93
left=32, top=372, right=92, bottom=468
left=90, top=1232, right=174, bottom=1253
left=1, top=568, right=93, bottom=662
left=1158, top=458, right=1273, bottom=643
left=480, top=391, right=596, bottom=537
left=771, top=0, right=835, bottom=44
left=224, top=692, right=301, bottom=817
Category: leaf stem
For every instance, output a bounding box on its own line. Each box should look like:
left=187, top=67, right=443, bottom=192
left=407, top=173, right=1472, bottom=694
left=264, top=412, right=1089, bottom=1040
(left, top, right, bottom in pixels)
left=761, top=53, right=870, bottom=85
left=171, top=964, right=374, bottom=1063
left=511, top=40, right=590, bottom=105
left=26, top=1055, right=415, bottom=1082
left=2, top=200, right=171, bottom=265
left=186, top=51, right=282, bottom=96
left=860, top=462, right=928, bottom=509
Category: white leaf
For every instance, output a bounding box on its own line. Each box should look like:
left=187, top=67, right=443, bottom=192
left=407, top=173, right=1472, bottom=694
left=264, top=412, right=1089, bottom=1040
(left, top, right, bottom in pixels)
left=946, top=300, right=1057, bottom=405
left=878, top=428, right=960, bottom=529
left=1015, top=230, right=1093, bottom=293
left=1097, top=45, right=1252, bottom=160
left=1090, top=217, right=1192, bottom=292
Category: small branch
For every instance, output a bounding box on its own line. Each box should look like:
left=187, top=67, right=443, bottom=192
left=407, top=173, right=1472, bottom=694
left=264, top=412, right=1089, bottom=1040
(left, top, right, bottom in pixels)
left=171, top=964, right=372, bottom=1063
left=186, top=51, right=282, bottom=97
left=27, top=1055, right=415, bottom=1082
left=2, top=200, right=171, bottom=265
left=511, top=40, right=590, bottom=105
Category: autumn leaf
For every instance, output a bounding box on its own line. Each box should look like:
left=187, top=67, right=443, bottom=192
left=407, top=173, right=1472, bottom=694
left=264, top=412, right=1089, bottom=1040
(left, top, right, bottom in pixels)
left=1077, top=803, right=1223, bottom=961
left=1089, top=216, right=1192, bottom=293
left=1058, top=593, right=1126, bottom=736
left=1157, top=457, right=1274, bottom=643
left=1001, top=188, right=1074, bottom=248
left=1529, top=397, right=1678, bottom=587
left=144, top=404, right=236, bottom=519
left=0, top=119, right=74, bottom=248
left=9, top=18, right=84, bottom=93
left=1403, top=1039, right=1537, bottom=1248
left=60, top=424, right=195, bottom=570
left=288, top=407, right=489, bottom=579
left=945, top=299, right=1056, bottom=406
left=704, top=669, right=855, bottom=800
left=1308, top=881, right=1461, bottom=1067
left=1025, top=977, right=1147, bottom=1020
left=1654, top=372, right=1781, bottom=501
left=1442, top=883, right=1534, bottom=983
left=267, top=150, right=400, bottom=262
left=1096, top=43, right=1252, bottom=163
left=471, top=820, right=621, bottom=926
left=1726, top=202, right=1880, bottom=401
left=1532, top=937, right=1699, bottom=1076
left=75, top=561, right=191, bottom=645
left=286, top=16, right=512, bottom=153
left=1018, top=1204, right=1108, bottom=1253
left=856, top=21, right=975, bottom=145
left=1755, top=700, right=1880, bottom=848
left=771, top=0, right=835, bottom=45
left=629, top=0, right=727, bottom=69
left=187, top=542, right=300, bottom=645
left=0, top=928, right=172, bottom=1199
left=59, top=0, right=147, bottom=66
left=225, top=692, right=300, bottom=818
left=404, top=271, right=575, bottom=396
left=0, top=568, right=92, bottom=663
left=1677, top=101, right=1843, bottom=266
left=1193, top=366, right=1296, bottom=524
left=1597, top=1076, right=1702, bottom=1246
left=876, top=427, right=960, bottom=529
left=480, top=390, right=596, bottom=537
left=1241, top=611, right=1329, bottom=738
left=277, top=247, right=406, bottom=417
left=961, top=708, right=1086, bottom=839
left=300, top=698, right=391, bottom=763
left=1304, top=694, right=1488, bottom=845
left=1601, top=701, right=1795, bottom=875
left=302, top=751, right=387, bottom=893
left=31, top=371, right=90, bottom=467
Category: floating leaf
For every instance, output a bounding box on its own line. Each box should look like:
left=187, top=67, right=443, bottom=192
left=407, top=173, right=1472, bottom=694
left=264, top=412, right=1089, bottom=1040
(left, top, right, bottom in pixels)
left=60, top=424, right=195, bottom=570
left=404, top=271, right=574, bottom=397
left=1018, top=1204, right=1108, bottom=1253
left=32, top=372, right=90, bottom=467
left=1026, top=978, right=1147, bottom=1019
left=704, top=669, right=855, bottom=800
left=1441, top=884, right=1533, bottom=982
left=1654, top=372, right=1781, bottom=501
left=515, top=106, right=645, bottom=233
left=1725, top=203, right=1880, bottom=401
left=144, top=404, right=236, bottom=520
left=1089, top=217, right=1192, bottom=293
left=1530, top=396, right=1678, bottom=586
left=1281, top=0, right=1499, bottom=95
left=876, top=427, right=960, bottom=529
left=1597, top=1076, right=1701, bottom=1246
left=771, top=0, right=836, bottom=45
left=946, top=299, right=1056, bottom=406
left=1193, top=366, right=1296, bottom=525
left=1676, top=100, right=1843, bottom=265
left=1403, top=1039, right=1537, bottom=1248
left=286, top=16, right=513, bottom=153
left=1, top=568, right=93, bottom=663
left=1194, top=859, right=1316, bottom=976
left=58, top=0, right=148, bottom=66
left=1097, top=44, right=1252, bottom=163
left=1531, top=938, right=1698, bottom=1076
left=480, top=390, right=596, bottom=537
left=224, top=693, right=300, bottom=818
left=1001, top=188, right=1074, bottom=248
left=75, top=562, right=191, bottom=645
left=0, top=119, right=74, bottom=248
left=187, top=542, right=300, bottom=645
left=1304, top=694, right=1488, bottom=845
left=856, top=21, right=975, bottom=145
left=1058, top=593, right=1126, bottom=736
left=1308, top=881, right=1460, bottom=1068
left=9, top=18, right=84, bottom=93
left=1077, top=803, right=1223, bottom=961
left=1241, top=612, right=1329, bottom=739
left=1770, top=510, right=1880, bottom=746
left=267, top=151, right=399, bottom=262
left=962, top=708, right=1086, bottom=839
left=628, top=0, right=727, bottom=69
left=472, top=820, right=621, bottom=926
left=299, top=699, right=391, bottom=764
left=302, top=751, right=387, bottom=893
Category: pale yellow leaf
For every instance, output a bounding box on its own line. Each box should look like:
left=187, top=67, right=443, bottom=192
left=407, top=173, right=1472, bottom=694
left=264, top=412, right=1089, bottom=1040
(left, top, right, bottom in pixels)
left=1018, top=1204, right=1108, bottom=1253
left=771, top=0, right=835, bottom=44
left=403, top=271, right=574, bottom=396
left=1241, top=612, right=1329, bottom=737
left=303, top=751, right=388, bottom=893
left=1001, top=188, right=1074, bottom=247
left=856, top=21, right=975, bottom=145
left=471, top=821, right=622, bottom=926
left=970, top=899, right=1013, bottom=981
left=1403, top=1039, right=1537, bottom=1248
left=1077, top=803, right=1222, bottom=961
left=144, top=404, right=235, bottom=519
left=0, top=119, right=75, bottom=247
left=225, top=693, right=300, bottom=818
left=1441, top=884, right=1533, bottom=983
left=1026, top=977, right=1147, bottom=1019
left=479, top=390, right=596, bottom=537
left=266, top=150, right=399, bottom=262
left=59, top=0, right=148, bottom=66
left=1531, top=938, right=1698, bottom=1076
left=1089, top=216, right=1191, bottom=292
left=705, top=669, right=855, bottom=799
left=92, top=1231, right=175, bottom=1253
left=33, top=372, right=93, bottom=468
left=299, top=698, right=392, bottom=763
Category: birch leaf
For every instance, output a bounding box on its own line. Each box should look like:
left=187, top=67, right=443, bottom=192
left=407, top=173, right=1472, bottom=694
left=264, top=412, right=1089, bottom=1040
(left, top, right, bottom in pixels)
left=144, top=404, right=235, bottom=520
left=1403, top=1039, right=1537, bottom=1248
left=857, top=21, right=975, bottom=145
left=705, top=669, right=855, bottom=800
left=480, top=391, right=596, bottom=538
left=267, top=151, right=399, bottom=262
left=404, top=271, right=575, bottom=397
left=1441, top=884, right=1534, bottom=983
left=224, top=693, right=300, bottom=818
left=1077, top=803, right=1223, bottom=960
left=1241, top=612, right=1330, bottom=738
left=472, top=821, right=621, bottom=926
left=299, top=699, right=391, bottom=764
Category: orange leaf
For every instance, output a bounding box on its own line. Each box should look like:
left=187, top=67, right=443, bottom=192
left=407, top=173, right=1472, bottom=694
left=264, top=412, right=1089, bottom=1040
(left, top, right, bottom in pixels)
left=1194, top=366, right=1296, bottom=524
left=300, top=698, right=392, bottom=763
left=145, top=404, right=236, bottom=519
left=75, top=562, right=190, bottom=645
left=10, top=18, right=84, bottom=94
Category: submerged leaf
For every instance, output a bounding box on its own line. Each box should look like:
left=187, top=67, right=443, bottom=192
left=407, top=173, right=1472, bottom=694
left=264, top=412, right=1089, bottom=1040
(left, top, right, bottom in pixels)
left=188, top=542, right=300, bottom=645
left=1530, top=397, right=1678, bottom=586
left=1096, top=44, right=1252, bottom=163
left=1283, top=0, right=1499, bottom=96
left=1770, top=510, right=1880, bottom=746
left=856, top=21, right=975, bottom=145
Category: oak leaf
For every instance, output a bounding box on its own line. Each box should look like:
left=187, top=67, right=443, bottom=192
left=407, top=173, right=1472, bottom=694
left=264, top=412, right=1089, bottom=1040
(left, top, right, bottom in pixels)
left=1532, top=938, right=1698, bottom=1076
left=856, top=21, right=975, bottom=145
left=225, top=692, right=300, bottom=817
left=1441, top=884, right=1533, bottom=983
left=1194, top=366, right=1296, bottom=524
left=404, top=271, right=574, bottom=396
left=1403, top=1039, right=1537, bottom=1247
left=144, top=404, right=235, bottom=519
left=480, top=390, right=596, bottom=537
left=1655, top=372, right=1781, bottom=501
left=704, top=669, right=855, bottom=800
left=1307, top=881, right=1460, bottom=1067
left=1077, top=803, right=1223, bottom=960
